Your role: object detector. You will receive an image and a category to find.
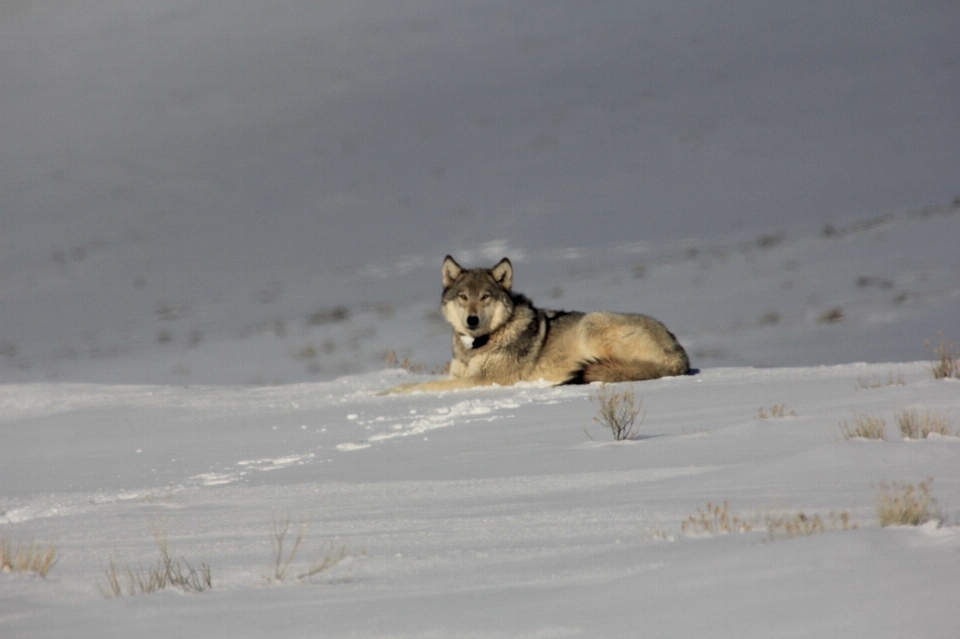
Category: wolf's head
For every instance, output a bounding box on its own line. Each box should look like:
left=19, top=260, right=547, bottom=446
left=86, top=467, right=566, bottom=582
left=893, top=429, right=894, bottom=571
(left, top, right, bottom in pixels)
left=440, top=256, right=514, bottom=338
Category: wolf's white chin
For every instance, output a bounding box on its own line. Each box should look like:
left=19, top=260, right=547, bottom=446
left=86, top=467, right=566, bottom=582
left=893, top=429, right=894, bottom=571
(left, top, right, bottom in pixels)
left=460, top=334, right=475, bottom=348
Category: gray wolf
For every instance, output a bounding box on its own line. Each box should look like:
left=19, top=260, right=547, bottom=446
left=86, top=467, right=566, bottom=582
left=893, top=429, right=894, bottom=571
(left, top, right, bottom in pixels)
left=388, top=256, right=689, bottom=393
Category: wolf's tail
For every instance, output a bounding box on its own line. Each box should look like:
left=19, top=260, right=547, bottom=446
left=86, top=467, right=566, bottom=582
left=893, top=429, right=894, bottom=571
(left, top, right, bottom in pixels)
left=568, top=352, right=689, bottom=384
left=582, top=359, right=675, bottom=383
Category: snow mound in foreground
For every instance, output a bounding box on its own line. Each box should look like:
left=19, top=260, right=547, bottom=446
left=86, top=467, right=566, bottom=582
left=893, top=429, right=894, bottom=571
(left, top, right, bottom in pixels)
left=2, top=363, right=959, bottom=637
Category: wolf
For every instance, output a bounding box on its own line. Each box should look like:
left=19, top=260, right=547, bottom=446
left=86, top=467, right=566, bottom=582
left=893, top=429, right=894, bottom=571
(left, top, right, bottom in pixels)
left=387, top=256, right=689, bottom=393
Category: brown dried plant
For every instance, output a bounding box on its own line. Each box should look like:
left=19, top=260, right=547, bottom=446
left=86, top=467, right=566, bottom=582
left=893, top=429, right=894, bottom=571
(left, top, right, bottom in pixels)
left=895, top=409, right=955, bottom=439
left=0, top=537, right=59, bottom=577
left=590, top=384, right=645, bottom=441
left=876, top=478, right=940, bottom=527
left=838, top=413, right=887, bottom=440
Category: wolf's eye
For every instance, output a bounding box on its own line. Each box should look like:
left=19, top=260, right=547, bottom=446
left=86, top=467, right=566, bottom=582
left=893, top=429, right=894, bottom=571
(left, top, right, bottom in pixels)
left=458, top=294, right=468, bottom=302
left=479, top=294, right=490, bottom=302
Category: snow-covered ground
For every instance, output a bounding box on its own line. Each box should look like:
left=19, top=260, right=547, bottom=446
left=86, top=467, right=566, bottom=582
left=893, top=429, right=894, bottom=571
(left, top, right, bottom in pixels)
left=2, top=364, right=959, bottom=637
left=2, top=1, right=960, bottom=636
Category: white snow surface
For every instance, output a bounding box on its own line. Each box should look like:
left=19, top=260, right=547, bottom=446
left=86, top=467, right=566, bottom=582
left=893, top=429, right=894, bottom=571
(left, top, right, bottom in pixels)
left=3, top=365, right=960, bottom=637
left=3, top=1, right=960, bottom=636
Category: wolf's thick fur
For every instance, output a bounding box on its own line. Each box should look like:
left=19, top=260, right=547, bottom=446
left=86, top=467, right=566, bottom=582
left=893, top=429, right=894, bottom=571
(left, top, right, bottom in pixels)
left=388, top=256, right=689, bottom=393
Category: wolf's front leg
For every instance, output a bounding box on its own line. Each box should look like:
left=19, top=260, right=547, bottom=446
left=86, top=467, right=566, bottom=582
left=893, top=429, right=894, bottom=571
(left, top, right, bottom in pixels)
left=384, top=377, right=480, bottom=394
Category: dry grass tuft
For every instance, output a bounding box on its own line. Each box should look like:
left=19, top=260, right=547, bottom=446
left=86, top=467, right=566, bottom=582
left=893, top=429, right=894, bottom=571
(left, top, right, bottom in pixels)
left=757, top=403, right=796, bottom=418
left=926, top=333, right=960, bottom=380
left=757, top=311, right=780, bottom=326
left=384, top=351, right=449, bottom=376
left=590, top=384, right=645, bottom=441
left=291, top=344, right=318, bottom=361
left=838, top=413, right=887, bottom=440
left=296, top=542, right=351, bottom=581
left=681, top=501, right=754, bottom=535
left=0, top=537, right=59, bottom=577
left=678, top=504, right=858, bottom=540
left=817, top=307, right=845, bottom=324
left=640, top=524, right=673, bottom=542
left=266, top=515, right=350, bottom=583
left=855, top=371, right=905, bottom=390
left=895, top=409, right=955, bottom=439
left=268, top=516, right=306, bottom=582
left=307, top=306, right=350, bottom=326
left=765, top=511, right=856, bottom=539
left=876, top=479, right=940, bottom=527
left=99, top=527, right=211, bottom=598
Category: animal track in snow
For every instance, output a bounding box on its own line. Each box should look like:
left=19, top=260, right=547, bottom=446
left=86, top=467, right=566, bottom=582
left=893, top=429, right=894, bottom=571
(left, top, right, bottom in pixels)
left=189, top=453, right=318, bottom=486
left=336, top=390, right=563, bottom=451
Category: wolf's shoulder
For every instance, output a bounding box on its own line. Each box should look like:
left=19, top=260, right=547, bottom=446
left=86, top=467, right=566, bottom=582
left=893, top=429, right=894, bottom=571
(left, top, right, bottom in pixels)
left=542, top=308, right=584, bottom=320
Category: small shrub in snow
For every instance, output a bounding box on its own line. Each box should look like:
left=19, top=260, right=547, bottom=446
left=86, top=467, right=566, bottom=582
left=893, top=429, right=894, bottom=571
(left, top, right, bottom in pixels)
left=817, top=307, right=844, bottom=324
left=764, top=511, right=856, bottom=539
left=383, top=350, right=449, bottom=376
left=895, top=409, right=954, bottom=439
left=875, top=479, right=940, bottom=527
left=679, top=505, right=858, bottom=540
left=926, top=333, right=960, bottom=380
left=297, top=542, right=351, bottom=581
left=266, top=515, right=349, bottom=583
left=838, top=413, right=887, bottom=440
left=681, top=501, right=753, bottom=535
left=99, top=528, right=211, bottom=598
left=384, top=350, right=428, bottom=374
left=641, top=524, right=673, bottom=542
left=590, top=384, right=645, bottom=441
left=855, top=371, right=905, bottom=390
left=292, top=343, right=319, bottom=361
left=0, top=537, right=58, bottom=577
left=757, top=311, right=780, bottom=326
left=757, top=403, right=796, bottom=418
left=268, top=515, right=306, bottom=582
left=307, top=306, right=350, bottom=326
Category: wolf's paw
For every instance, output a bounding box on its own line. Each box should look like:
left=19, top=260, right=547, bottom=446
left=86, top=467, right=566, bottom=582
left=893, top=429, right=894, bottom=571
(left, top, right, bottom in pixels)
left=379, top=383, right=419, bottom=395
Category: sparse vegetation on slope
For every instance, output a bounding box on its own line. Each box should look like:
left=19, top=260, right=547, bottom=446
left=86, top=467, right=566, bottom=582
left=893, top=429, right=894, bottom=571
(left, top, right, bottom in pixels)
left=266, top=515, right=350, bottom=584
left=764, top=511, right=856, bottom=539
left=838, top=413, right=887, bottom=440
left=681, top=501, right=754, bottom=535
left=875, top=479, right=940, bottom=527
left=926, top=333, right=960, bottom=380
left=855, top=371, right=905, bottom=389
left=99, top=527, right=211, bottom=598
left=757, top=403, right=796, bottom=418
left=680, top=504, right=857, bottom=540
left=0, top=537, right=59, bottom=577
left=895, top=409, right=955, bottom=439
left=384, top=350, right=449, bottom=376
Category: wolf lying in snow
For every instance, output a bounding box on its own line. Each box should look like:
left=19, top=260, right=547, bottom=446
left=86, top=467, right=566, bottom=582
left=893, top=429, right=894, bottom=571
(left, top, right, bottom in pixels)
left=388, top=256, right=689, bottom=393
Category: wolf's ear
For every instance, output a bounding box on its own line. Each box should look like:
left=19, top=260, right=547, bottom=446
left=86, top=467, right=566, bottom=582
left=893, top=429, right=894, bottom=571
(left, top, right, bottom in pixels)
left=441, top=255, right=463, bottom=288
left=490, top=257, right=512, bottom=291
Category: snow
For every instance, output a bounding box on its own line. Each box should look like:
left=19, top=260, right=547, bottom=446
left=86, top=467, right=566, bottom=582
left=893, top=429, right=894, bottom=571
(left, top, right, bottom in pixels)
left=2, top=366, right=959, bottom=637
left=2, top=0, right=960, bottom=636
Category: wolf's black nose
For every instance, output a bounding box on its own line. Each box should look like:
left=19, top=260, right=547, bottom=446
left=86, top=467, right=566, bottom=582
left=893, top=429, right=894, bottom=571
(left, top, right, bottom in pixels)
left=466, top=315, right=479, bottom=328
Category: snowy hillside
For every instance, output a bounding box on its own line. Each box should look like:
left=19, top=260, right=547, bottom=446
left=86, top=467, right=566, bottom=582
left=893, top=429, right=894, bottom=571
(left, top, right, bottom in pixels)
left=2, top=364, right=959, bottom=637
left=2, top=0, right=959, bottom=384
left=2, top=202, right=959, bottom=385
